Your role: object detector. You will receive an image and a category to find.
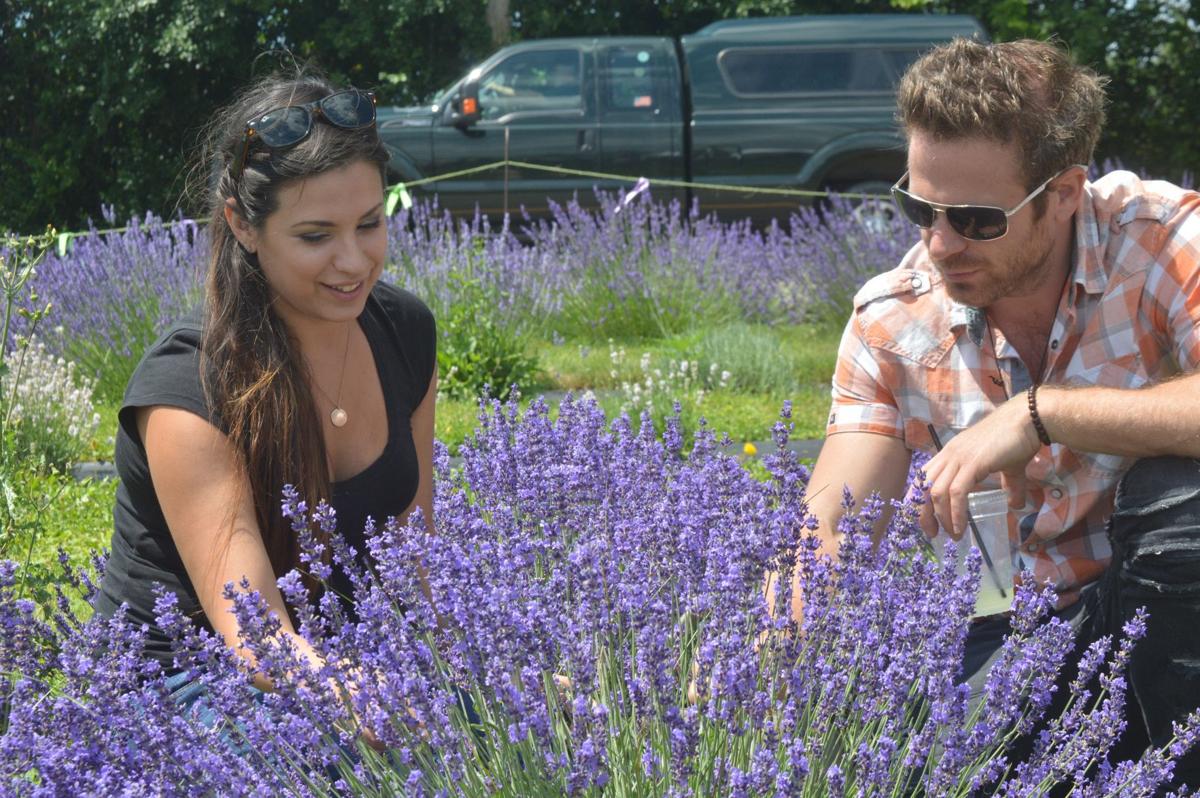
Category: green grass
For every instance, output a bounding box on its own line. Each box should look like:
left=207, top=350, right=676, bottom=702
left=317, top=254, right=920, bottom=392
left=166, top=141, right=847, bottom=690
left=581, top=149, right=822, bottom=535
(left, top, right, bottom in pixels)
left=80, top=324, right=839, bottom=456
left=517, top=323, right=837, bottom=450
left=30, top=475, right=116, bottom=567
left=533, top=324, right=837, bottom=386
left=437, top=398, right=486, bottom=453
left=85, top=400, right=121, bottom=463
left=3, top=469, right=116, bottom=620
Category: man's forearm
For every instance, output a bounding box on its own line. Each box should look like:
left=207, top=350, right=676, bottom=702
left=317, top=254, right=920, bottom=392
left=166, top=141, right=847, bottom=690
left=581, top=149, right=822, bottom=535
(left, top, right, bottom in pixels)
left=1039, top=371, right=1200, bottom=458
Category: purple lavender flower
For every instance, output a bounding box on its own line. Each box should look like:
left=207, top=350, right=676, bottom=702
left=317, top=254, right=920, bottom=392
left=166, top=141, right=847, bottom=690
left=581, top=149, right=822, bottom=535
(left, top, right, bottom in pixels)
left=3, top=397, right=1198, bottom=795
left=15, top=209, right=205, bottom=400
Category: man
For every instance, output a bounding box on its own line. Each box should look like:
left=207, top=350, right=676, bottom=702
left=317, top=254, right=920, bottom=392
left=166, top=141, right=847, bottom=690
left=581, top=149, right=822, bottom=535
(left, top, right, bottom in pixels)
left=803, top=37, right=1200, bottom=780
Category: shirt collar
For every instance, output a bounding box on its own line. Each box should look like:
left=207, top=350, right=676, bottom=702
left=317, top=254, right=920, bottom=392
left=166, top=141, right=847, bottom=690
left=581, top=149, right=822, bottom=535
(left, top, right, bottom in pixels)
left=959, top=304, right=986, bottom=347
left=1073, top=179, right=1111, bottom=296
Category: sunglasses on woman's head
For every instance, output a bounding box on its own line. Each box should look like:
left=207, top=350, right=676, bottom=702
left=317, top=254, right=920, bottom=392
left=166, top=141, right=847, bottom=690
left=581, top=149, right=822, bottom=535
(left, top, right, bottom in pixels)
left=890, top=164, right=1084, bottom=242
left=233, top=89, right=377, bottom=181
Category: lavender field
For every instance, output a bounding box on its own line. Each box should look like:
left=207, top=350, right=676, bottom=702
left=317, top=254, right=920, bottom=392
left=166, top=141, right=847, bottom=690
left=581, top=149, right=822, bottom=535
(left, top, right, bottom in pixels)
left=16, top=193, right=912, bottom=403
left=2, top=191, right=1197, bottom=795
left=3, top=397, right=1194, bottom=795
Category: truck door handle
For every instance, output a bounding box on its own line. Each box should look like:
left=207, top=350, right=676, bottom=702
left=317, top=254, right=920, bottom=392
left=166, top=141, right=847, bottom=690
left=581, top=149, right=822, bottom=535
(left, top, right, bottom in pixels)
left=577, top=129, right=593, bottom=152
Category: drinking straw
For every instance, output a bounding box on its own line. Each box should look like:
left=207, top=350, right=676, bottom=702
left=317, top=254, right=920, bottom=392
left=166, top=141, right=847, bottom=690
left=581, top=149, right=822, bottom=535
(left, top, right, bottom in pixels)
left=926, top=424, right=1008, bottom=598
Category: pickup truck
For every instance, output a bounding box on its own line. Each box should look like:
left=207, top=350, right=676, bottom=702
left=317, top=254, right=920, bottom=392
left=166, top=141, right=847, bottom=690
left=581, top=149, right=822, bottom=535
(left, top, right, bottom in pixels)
left=378, top=14, right=988, bottom=225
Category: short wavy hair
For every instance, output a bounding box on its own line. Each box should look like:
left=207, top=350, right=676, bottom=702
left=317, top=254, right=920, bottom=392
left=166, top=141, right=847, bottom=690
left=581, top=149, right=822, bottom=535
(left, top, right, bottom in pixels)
left=897, top=38, right=1108, bottom=192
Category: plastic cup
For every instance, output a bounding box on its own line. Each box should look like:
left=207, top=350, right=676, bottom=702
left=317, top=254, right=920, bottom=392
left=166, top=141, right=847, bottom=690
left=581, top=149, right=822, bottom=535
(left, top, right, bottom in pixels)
left=944, top=489, right=1015, bottom=618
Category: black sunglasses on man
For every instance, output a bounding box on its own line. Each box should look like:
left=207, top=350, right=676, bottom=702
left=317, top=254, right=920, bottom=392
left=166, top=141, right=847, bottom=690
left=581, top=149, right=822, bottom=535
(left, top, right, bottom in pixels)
left=891, top=164, right=1085, bottom=242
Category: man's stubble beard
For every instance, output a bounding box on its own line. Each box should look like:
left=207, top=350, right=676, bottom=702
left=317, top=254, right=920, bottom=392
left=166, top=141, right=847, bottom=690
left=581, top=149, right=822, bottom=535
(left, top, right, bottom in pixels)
left=937, top=218, right=1056, bottom=309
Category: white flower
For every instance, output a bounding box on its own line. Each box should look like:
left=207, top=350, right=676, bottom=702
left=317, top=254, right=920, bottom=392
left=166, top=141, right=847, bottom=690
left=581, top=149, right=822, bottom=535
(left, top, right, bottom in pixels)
left=2, top=335, right=98, bottom=469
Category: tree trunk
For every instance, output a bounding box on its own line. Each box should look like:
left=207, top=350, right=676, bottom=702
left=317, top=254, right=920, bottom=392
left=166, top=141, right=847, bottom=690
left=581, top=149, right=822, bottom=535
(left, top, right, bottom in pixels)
left=485, top=0, right=511, bottom=47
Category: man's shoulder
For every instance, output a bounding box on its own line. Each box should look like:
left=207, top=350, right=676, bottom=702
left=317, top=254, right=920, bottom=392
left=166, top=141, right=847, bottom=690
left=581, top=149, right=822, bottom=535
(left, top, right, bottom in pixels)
left=1080, top=171, right=1200, bottom=286
left=1087, top=171, right=1198, bottom=232
left=848, top=247, right=962, bottom=367
left=852, top=244, right=946, bottom=317
left=854, top=267, right=935, bottom=310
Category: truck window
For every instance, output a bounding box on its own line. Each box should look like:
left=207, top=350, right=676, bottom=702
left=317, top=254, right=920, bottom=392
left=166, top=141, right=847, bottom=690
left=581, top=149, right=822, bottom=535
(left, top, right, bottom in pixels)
left=478, top=49, right=583, bottom=118
left=603, top=47, right=658, bottom=111
left=880, top=49, right=924, bottom=80
left=718, top=47, right=921, bottom=96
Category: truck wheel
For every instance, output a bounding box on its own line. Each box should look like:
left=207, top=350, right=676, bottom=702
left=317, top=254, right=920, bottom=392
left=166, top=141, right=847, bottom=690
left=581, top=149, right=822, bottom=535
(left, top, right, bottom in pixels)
left=840, top=180, right=896, bottom=236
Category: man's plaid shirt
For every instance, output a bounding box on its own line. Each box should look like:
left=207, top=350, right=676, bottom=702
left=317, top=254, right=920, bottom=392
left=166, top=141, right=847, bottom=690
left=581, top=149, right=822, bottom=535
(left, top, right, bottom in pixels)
left=827, top=171, right=1200, bottom=605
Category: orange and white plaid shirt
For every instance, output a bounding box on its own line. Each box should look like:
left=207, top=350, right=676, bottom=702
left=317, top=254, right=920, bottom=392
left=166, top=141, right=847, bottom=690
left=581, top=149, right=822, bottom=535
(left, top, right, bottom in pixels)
left=827, top=171, right=1200, bottom=604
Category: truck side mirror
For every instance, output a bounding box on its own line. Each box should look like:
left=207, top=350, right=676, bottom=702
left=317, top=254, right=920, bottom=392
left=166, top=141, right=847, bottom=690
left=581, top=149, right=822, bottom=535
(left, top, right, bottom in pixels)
left=450, top=78, right=482, bottom=128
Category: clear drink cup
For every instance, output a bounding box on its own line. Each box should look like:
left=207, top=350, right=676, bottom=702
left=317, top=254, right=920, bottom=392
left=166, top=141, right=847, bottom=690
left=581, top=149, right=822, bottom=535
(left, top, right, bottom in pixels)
left=942, top=488, right=1015, bottom=618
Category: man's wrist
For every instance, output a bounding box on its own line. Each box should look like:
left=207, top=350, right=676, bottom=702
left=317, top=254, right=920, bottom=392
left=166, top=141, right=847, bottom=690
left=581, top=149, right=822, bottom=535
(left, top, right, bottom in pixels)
left=1026, top=384, right=1054, bottom=447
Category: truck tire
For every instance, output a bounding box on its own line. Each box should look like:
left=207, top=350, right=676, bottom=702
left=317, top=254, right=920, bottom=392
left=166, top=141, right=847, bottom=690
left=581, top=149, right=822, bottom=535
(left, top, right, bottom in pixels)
left=840, top=179, right=897, bottom=236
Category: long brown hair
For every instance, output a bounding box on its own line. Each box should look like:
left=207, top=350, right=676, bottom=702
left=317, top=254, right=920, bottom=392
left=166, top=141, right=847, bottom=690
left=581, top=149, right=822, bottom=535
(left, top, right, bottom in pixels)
left=193, top=70, right=388, bottom=586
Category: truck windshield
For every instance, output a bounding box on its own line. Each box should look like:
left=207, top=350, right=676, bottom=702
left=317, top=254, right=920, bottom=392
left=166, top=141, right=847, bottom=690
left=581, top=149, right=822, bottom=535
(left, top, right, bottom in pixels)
left=426, top=79, right=462, bottom=106
left=478, top=49, right=583, bottom=117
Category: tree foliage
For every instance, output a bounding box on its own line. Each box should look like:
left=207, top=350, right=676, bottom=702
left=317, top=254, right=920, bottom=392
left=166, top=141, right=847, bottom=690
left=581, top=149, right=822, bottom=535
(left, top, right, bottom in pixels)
left=936, top=0, right=1199, bottom=184
left=2, top=0, right=1196, bottom=234
left=0, top=0, right=492, bottom=233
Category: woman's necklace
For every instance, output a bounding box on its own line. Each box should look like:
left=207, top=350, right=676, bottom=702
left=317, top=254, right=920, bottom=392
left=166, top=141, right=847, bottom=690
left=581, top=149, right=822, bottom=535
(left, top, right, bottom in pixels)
left=310, top=325, right=353, bottom=428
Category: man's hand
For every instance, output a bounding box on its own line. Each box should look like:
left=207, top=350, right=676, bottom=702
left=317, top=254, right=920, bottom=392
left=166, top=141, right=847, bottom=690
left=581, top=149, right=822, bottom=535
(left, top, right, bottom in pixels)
left=925, top=393, right=1042, bottom=538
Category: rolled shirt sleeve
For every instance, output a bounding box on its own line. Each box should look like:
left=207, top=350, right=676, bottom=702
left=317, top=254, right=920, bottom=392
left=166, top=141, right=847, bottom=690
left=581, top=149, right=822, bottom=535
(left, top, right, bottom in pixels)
left=826, top=314, right=905, bottom=439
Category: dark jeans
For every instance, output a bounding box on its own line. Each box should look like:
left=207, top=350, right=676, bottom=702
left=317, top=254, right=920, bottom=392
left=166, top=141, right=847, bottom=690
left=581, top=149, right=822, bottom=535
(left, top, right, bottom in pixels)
left=964, top=456, right=1200, bottom=788
left=163, top=670, right=263, bottom=759
left=162, top=670, right=484, bottom=781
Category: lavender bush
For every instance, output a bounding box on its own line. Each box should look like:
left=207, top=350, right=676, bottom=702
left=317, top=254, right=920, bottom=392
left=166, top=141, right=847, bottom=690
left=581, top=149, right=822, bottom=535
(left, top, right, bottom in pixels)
left=19, top=162, right=1191, bottom=406
left=13, top=207, right=205, bottom=402
left=692, top=322, right=805, bottom=396
left=435, top=273, right=541, bottom=402
left=19, top=194, right=910, bottom=406
left=3, top=397, right=1197, bottom=796
left=1, top=230, right=57, bottom=452
left=0, top=231, right=88, bottom=570
left=387, top=191, right=914, bottom=341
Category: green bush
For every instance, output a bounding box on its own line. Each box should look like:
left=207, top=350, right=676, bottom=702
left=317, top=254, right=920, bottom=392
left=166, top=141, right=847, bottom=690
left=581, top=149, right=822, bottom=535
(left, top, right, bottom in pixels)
left=691, top=321, right=801, bottom=395
left=437, top=275, right=540, bottom=402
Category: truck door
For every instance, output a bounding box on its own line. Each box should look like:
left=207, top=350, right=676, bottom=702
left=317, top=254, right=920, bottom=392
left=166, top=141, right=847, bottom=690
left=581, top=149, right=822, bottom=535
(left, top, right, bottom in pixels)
left=430, top=46, right=601, bottom=221
left=594, top=42, right=685, bottom=210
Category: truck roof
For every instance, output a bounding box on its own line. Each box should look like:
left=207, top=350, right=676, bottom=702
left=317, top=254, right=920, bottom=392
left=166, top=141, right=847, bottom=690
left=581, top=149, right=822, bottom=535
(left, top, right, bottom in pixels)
left=473, top=36, right=670, bottom=50
left=688, top=13, right=988, bottom=44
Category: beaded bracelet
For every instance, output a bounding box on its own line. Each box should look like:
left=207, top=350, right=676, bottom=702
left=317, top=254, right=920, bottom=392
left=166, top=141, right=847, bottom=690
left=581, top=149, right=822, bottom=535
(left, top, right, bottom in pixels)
left=1026, top=384, right=1053, bottom=447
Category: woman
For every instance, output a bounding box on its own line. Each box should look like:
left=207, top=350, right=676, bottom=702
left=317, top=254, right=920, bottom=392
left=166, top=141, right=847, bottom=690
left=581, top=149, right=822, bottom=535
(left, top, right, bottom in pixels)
left=94, top=70, right=436, bottom=689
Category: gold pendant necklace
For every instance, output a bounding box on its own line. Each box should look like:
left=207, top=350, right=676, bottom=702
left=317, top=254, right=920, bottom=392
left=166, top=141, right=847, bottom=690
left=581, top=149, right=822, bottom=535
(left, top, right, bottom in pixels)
left=310, top=325, right=352, bottom=428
